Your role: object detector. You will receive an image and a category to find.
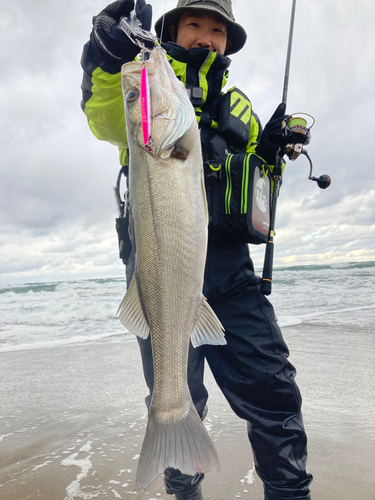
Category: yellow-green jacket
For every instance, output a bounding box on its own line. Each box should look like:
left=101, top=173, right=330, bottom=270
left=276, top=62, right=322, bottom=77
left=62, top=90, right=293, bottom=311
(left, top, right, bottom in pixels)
left=81, top=41, right=262, bottom=168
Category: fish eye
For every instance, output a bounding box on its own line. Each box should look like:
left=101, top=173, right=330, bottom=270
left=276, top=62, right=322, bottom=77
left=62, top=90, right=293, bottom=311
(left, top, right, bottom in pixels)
left=126, top=90, right=139, bottom=102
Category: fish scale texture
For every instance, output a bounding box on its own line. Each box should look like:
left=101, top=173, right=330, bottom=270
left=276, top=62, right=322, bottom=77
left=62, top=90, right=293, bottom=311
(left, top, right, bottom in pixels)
left=120, top=47, right=223, bottom=490
left=136, top=152, right=205, bottom=418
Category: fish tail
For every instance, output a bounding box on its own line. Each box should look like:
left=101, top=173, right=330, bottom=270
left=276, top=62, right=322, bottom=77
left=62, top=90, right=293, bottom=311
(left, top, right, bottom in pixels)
left=135, top=404, right=220, bottom=490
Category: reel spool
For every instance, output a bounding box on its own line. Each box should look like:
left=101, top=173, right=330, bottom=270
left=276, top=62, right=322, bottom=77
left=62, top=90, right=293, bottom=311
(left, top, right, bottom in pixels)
left=282, top=113, right=314, bottom=160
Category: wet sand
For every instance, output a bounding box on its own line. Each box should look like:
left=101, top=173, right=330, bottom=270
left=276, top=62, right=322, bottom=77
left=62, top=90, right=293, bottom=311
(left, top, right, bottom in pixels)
left=1, top=321, right=374, bottom=500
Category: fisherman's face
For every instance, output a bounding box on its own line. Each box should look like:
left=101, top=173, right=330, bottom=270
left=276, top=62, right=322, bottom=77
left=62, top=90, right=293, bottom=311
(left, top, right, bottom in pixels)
left=168, top=10, right=232, bottom=55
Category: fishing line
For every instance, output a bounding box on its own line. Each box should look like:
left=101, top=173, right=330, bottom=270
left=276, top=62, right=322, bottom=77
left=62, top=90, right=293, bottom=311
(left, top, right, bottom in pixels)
left=159, top=0, right=168, bottom=43
left=307, top=0, right=311, bottom=113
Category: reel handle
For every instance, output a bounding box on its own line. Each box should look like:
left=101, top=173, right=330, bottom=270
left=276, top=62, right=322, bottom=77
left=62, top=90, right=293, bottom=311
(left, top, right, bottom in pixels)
left=301, top=149, right=332, bottom=189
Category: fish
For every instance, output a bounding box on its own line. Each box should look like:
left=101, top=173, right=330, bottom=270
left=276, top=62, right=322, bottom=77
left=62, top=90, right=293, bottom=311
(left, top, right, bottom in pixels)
left=117, top=46, right=226, bottom=490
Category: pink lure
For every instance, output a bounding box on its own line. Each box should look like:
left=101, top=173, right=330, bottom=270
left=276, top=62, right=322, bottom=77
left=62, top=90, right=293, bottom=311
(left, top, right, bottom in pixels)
left=140, top=67, right=151, bottom=150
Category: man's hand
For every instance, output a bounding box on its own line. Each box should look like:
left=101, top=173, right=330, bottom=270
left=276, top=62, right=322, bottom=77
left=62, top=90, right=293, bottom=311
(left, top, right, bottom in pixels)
left=98, top=0, right=152, bottom=27
left=256, top=103, right=288, bottom=165
left=134, top=0, right=152, bottom=31
left=98, top=0, right=135, bottom=21
left=92, top=0, right=153, bottom=63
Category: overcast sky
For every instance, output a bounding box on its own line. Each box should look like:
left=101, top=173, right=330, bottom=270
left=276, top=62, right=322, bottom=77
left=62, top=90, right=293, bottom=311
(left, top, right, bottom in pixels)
left=1, top=0, right=374, bottom=285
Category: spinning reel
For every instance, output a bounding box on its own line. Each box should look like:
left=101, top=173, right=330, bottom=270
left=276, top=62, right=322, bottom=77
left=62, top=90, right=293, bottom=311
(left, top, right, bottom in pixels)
left=282, top=113, right=331, bottom=189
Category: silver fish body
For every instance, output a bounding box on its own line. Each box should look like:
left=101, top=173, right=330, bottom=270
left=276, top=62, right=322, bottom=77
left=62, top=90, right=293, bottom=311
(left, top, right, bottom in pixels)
left=118, top=47, right=225, bottom=490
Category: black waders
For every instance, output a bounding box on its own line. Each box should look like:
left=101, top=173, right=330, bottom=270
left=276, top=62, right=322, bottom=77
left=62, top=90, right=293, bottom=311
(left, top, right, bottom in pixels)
left=164, top=469, right=204, bottom=500
left=135, top=240, right=312, bottom=499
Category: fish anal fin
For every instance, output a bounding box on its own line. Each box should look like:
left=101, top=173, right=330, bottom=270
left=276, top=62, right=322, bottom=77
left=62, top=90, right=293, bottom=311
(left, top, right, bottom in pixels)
left=191, top=297, right=226, bottom=348
left=116, top=275, right=150, bottom=339
left=135, top=404, right=220, bottom=490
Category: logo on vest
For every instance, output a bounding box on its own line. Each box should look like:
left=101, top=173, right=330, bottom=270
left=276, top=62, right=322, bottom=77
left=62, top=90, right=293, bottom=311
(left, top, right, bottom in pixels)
left=230, top=91, right=251, bottom=125
left=255, top=177, right=268, bottom=213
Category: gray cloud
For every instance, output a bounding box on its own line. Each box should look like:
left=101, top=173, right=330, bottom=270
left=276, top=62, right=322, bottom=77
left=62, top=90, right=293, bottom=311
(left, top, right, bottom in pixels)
left=1, top=0, right=374, bottom=284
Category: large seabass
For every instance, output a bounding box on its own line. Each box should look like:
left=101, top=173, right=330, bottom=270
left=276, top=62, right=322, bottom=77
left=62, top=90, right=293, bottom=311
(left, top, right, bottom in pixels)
left=117, top=47, right=226, bottom=490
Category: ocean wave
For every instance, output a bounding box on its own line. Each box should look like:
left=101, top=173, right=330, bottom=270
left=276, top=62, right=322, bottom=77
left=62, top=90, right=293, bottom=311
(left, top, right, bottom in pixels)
left=0, top=277, right=126, bottom=296
left=273, top=260, right=375, bottom=273
left=1, top=261, right=374, bottom=352
left=277, top=316, right=303, bottom=327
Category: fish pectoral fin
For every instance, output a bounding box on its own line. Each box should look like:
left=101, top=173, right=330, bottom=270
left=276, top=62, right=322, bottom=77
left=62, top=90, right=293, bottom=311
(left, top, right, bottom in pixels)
left=191, top=296, right=226, bottom=347
left=161, top=95, right=195, bottom=151
left=116, top=275, right=150, bottom=339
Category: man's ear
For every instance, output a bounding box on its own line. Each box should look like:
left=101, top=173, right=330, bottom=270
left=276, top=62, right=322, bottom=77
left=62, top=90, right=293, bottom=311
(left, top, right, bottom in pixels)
left=168, top=25, right=176, bottom=42
left=225, top=39, right=232, bottom=54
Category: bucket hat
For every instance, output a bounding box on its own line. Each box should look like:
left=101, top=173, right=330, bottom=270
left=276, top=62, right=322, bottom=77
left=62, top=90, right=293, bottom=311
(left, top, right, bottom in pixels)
left=154, top=0, right=247, bottom=55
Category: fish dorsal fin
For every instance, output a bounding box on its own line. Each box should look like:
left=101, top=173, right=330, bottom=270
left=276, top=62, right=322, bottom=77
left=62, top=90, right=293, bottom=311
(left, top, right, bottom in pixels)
left=191, top=296, right=226, bottom=347
left=116, top=275, right=150, bottom=339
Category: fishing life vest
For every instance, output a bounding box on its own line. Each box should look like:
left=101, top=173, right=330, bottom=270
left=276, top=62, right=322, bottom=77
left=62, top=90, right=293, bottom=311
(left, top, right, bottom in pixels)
left=165, top=45, right=271, bottom=245
left=212, top=87, right=271, bottom=245
left=202, top=128, right=271, bottom=246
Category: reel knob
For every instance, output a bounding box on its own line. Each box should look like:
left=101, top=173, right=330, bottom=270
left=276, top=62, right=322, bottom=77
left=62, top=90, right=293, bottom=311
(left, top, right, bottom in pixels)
left=310, top=174, right=331, bottom=189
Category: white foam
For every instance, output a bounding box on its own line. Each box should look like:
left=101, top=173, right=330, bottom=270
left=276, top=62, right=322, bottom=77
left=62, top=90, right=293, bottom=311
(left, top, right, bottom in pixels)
left=118, top=469, right=131, bottom=476
left=0, top=330, right=134, bottom=353
left=0, top=433, right=13, bottom=442
left=283, top=304, right=375, bottom=327
left=61, top=441, right=94, bottom=500
left=278, top=316, right=303, bottom=327
left=32, top=460, right=52, bottom=471
left=300, top=304, right=375, bottom=319
left=79, top=442, right=92, bottom=453
left=279, top=304, right=375, bottom=328
left=240, top=464, right=256, bottom=485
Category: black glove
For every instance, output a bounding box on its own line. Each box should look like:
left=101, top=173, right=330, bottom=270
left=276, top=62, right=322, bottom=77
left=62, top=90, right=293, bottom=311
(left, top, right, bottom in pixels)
left=256, top=103, right=287, bottom=164
left=134, top=0, right=152, bottom=31
left=92, top=0, right=152, bottom=64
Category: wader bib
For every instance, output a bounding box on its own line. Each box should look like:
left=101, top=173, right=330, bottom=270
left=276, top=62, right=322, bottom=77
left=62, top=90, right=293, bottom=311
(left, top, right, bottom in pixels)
left=127, top=45, right=312, bottom=500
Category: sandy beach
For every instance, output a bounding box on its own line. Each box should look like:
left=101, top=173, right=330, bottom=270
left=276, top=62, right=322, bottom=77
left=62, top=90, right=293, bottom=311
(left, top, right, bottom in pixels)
left=1, top=320, right=374, bottom=500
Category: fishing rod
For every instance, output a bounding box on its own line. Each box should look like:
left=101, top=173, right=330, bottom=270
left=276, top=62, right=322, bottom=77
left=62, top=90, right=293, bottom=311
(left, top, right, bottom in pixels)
left=260, top=0, right=331, bottom=296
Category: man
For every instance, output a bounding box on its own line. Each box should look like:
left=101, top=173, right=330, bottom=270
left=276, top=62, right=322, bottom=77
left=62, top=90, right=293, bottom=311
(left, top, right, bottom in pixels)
left=80, top=1, right=313, bottom=499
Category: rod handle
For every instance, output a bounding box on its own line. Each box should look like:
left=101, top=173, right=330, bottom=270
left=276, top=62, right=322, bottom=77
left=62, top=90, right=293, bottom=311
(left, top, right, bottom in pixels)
left=260, top=237, right=274, bottom=296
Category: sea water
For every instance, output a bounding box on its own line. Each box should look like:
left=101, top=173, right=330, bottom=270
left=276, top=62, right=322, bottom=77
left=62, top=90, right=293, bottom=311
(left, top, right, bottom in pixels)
left=0, top=261, right=374, bottom=353
left=1, top=261, right=375, bottom=500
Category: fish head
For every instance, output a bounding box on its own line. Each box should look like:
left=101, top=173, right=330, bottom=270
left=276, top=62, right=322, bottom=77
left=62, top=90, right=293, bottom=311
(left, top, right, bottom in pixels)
left=122, top=47, right=198, bottom=160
